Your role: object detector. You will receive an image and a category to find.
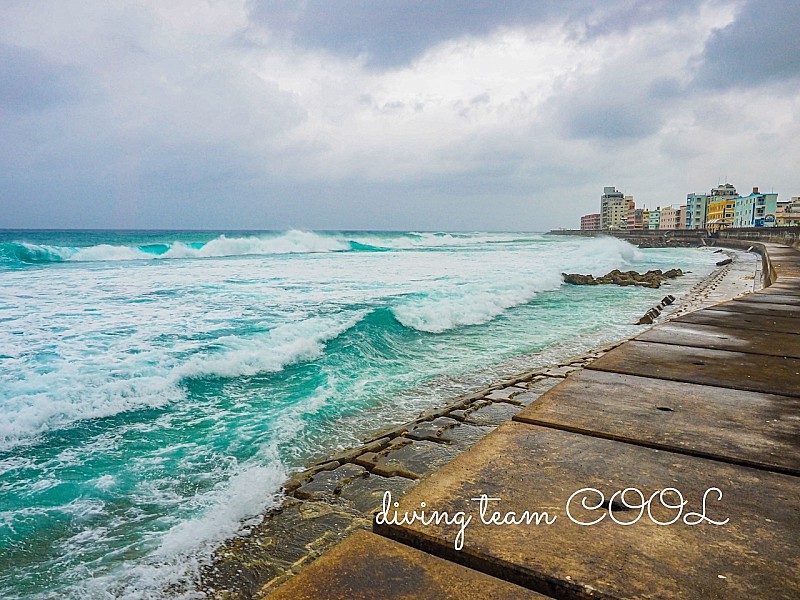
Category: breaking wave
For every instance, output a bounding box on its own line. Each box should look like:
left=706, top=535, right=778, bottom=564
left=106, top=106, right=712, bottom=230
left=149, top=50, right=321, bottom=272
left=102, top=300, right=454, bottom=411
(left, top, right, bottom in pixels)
left=390, top=272, right=564, bottom=333
left=0, top=313, right=365, bottom=451
left=0, top=231, right=535, bottom=266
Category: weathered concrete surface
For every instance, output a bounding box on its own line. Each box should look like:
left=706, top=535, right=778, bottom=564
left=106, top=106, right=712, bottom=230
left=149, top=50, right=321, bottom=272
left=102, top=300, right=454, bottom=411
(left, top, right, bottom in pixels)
left=729, top=292, right=800, bottom=305
left=376, top=422, right=800, bottom=600
left=706, top=299, right=800, bottom=318
left=354, top=437, right=461, bottom=479
left=263, top=530, right=547, bottom=600
left=635, top=321, right=800, bottom=358
left=672, top=308, right=800, bottom=335
left=203, top=499, right=370, bottom=600
left=295, top=463, right=369, bottom=500
left=587, top=340, right=800, bottom=398
left=762, top=280, right=800, bottom=292
left=512, top=369, right=800, bottom=474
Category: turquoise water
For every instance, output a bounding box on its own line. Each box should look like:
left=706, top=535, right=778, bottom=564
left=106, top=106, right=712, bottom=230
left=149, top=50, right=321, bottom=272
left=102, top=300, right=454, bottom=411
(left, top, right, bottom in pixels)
left=0, top=230, right=721, bottom=598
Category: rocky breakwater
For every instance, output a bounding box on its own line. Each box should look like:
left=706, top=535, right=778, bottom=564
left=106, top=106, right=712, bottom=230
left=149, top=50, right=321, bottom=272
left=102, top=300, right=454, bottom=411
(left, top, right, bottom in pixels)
left=562, top=268, right=684, bottom=289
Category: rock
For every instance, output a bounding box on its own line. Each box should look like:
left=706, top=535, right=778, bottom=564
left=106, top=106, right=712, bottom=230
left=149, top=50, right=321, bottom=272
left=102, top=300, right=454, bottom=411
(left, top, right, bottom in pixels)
left=563, top=268, right=684, bottom=289
left=716, top=258, right=733, bottom=266
left=561, top=273, right=597, bottom=285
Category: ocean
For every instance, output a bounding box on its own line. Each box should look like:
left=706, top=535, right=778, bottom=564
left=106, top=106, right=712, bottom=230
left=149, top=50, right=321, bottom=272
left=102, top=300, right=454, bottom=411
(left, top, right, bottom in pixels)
left=0, top=230, right=723, bottom=599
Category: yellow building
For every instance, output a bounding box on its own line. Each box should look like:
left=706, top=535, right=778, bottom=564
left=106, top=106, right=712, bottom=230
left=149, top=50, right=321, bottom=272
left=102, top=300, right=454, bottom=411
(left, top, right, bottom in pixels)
left=776, top=197, right=800, bottom=227
left=706, top=197, right=735, bottom=232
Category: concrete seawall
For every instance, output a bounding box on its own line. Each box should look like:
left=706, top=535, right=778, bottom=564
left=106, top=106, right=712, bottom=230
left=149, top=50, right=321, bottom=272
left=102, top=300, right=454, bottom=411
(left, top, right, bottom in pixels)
left=263, top=241, right=800, bottom=599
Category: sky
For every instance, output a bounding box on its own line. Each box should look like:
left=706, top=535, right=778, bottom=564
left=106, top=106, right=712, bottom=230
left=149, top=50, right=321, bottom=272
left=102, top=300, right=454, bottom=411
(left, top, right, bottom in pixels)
left=1, top=0, right=798, bottom=231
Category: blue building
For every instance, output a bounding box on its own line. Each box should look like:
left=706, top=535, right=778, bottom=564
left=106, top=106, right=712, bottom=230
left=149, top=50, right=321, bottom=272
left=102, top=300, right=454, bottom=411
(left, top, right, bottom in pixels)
left=733, top=187, right=779, bottom=228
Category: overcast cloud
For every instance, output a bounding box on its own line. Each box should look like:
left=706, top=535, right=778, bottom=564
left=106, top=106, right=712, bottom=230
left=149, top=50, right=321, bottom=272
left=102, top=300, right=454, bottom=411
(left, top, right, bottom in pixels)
left=0, top=0, right=798, bottom=230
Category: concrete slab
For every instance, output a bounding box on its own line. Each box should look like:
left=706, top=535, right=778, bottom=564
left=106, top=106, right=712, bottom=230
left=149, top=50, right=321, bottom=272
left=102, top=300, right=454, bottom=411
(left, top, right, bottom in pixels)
left=586, top=340, right=800, bottom=398
left=636, top=321, right=800, bottom=358
left=757, top=284, right=800, bottom=294
left=773, top=266, right=800, bottom=278
left=727, top=297, right=800, bottom=313
left=672, top=308, right=800, bottom=335
left=265, top=530, right=547, bottom=600
left=765, top=279, right=800, bottom=289
left=375, top=422, right=800, bottom=600
left=706, top=300, right=800, bottom=318
left=734, top=293, right=800, bottom=305
left=512, top=369, right=800, bottom=475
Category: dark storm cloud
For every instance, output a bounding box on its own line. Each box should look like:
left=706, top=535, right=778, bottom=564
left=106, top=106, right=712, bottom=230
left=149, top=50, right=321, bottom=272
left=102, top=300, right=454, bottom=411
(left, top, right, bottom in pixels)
left=245, top=0, right=704, bottom=67
left=694, top=0, right=800, bottom=88
left=566, top=103, right=662, bottom=140
left=0, top=44, right=84, bottom=112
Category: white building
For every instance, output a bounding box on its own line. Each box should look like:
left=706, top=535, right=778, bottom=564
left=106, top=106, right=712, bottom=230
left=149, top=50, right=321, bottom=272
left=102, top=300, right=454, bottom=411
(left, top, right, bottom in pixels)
left=600, top=187, right=626, bottom=230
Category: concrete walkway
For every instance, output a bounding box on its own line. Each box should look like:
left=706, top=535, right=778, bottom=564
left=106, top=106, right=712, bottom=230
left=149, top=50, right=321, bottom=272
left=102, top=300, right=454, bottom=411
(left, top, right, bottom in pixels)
left=265, top=243, right=800, bottom=600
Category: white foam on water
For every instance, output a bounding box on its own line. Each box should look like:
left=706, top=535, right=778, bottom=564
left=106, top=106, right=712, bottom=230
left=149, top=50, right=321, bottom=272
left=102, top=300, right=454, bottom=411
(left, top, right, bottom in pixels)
left=177, top=312, right=367, bottom=380
left=57, top=460, right=287, bottom=600
left=160, top=231, right=349, bottom=259
left=391, top=272, right=564, bottom=333
left=0, top=312, right=365, bottom=450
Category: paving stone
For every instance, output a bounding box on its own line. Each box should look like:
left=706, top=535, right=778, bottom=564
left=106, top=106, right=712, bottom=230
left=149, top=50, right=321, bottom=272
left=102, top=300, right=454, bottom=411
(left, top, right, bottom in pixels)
left=406, top=417, right=461, bottom=443
left=513, top=368, right=800, bottom=475
left=441, top=422, right=495, bottom=448
left=337, top=474, right=418, bottom=515
left=376, top=422, right=800, bottom=600
left=526, top=378, right=563, bottom=394
left=295, top=464, right=369, bottom=500
left=485, top=386, right=526, bottom=401
left=508, top=390, right=542, bottom=406
left=463, top=402, right=522, bottom=427
left=447, top=409, right=469, bottom=421
left=327, top=437, right=391, bottom=464
left=355, top=438, right=460, bottom=479
left=542, top=365, right=578, bottom=378
left=264, top=530, right=548, bottom=600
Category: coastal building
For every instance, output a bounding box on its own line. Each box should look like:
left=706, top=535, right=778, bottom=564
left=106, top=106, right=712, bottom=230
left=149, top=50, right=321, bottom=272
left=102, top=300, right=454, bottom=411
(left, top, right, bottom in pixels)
left=677, top=206, right=688, bottom=229
left=626, top=205, right=645, bottom=230
left=600, top=187, right=627, bottom=230
left=776, top=197, right=800, bottom=227
left=733, top=187, right=778, bottom=228
left=580, top=213, right=601, bottom=230
left=648, top=207, right=661, bottom=230
left=641, top=209, right=650, bottom=229
left=706, top=196, right=736, bottom=232
left=685, top=193, right=709, bottom=229
left=686, top=183, right=737, bottom=230
left=659, top=205, right=682, bottom=230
